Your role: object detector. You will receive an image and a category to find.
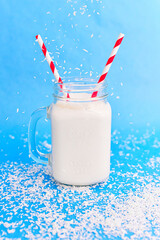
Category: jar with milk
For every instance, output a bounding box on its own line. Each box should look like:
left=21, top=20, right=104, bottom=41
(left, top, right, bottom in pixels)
left=28, top=77, right=111, bottom=185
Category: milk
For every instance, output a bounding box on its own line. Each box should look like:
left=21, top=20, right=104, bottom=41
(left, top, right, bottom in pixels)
left=49, top=98, right=111, bottom=185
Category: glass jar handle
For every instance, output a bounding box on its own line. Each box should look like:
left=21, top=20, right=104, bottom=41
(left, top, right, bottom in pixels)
left=28, top=106, right=51, bottom=165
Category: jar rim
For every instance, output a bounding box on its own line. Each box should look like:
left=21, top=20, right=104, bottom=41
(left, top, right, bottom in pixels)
left=52, top=76, right=108, bottom=102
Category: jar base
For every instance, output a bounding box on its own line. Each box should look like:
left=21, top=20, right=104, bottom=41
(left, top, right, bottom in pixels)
left=53, top=175, right=110, bottom=186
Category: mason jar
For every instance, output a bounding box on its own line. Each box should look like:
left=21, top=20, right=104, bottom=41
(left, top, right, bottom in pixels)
left=28, top=77, right=111, bottom=185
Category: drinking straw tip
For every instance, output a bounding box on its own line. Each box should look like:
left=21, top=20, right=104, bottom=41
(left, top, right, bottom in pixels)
left=35, top=35, right=39, bottom=40
left=120, top=33, right=124, bottom=38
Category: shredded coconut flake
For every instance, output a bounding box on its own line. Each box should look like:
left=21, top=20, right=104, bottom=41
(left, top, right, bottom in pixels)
left=83, top=49, right=88, bottom=53
left=0, top=129, right=160, bottom=239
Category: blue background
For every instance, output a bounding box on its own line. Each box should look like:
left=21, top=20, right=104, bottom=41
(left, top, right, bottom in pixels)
left=0, top=0, right=160, bottom=239
left=1, top=0, right=160, bottom=130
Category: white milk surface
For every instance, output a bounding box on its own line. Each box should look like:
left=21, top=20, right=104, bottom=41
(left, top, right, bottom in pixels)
left=49, top=98, right=111, bottom=185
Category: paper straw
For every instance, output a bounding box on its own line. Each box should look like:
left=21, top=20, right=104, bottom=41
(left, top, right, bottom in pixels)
left=35, top=34, right=69, bottom=98
left=91, top=33, right=124, bottom=98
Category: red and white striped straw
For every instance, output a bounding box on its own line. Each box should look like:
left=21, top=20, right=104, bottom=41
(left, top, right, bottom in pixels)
left=91, top=33, right=124, bottom=98
left=36, top=34, right=69, bottom=98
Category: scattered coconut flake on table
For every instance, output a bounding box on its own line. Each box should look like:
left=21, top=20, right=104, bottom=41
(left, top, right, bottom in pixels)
left=9, top=135, right=15, bottom=140
left=0, top=129, right=160, bottom=239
